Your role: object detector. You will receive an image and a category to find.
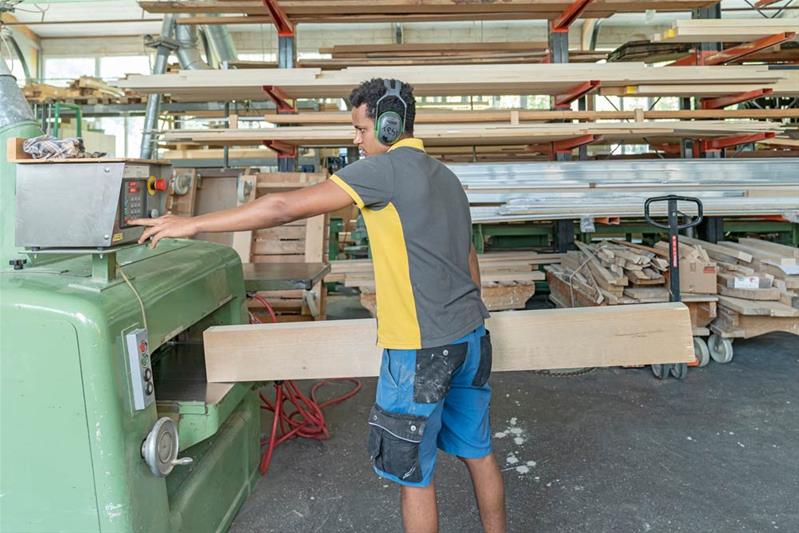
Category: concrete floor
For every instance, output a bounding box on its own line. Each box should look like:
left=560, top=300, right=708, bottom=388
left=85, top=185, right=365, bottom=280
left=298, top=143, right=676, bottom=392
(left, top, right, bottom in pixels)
left=229, top=295, right=799, bottom=533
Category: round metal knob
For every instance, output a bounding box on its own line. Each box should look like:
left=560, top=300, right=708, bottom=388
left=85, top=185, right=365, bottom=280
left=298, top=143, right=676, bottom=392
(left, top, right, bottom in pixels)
left=141, top=417, right=193, bottom=477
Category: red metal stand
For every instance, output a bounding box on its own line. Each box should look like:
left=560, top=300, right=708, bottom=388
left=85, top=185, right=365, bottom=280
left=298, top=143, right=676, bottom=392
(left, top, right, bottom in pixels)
left=697, top=132, right=775, bottom=155
left=529, top=134, right=602, bottom=158
left=755, top=0, right=783, bottom=7
left=263, top=140, right=298, bottom=159
left=670, top=32, right=796, bottom=66
left=553, top=80, right=601, bottom=110
left=700, top=88, right=774, bottom=110
left=262, top=85, right=295, bottom=113
left=550, top=0, right=595, bottom=32
left=261, top=0, right=294, bottom=37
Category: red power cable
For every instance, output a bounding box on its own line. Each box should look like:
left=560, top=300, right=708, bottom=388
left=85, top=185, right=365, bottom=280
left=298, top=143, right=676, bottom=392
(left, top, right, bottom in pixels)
left=247, top=293, right=363, bottom=476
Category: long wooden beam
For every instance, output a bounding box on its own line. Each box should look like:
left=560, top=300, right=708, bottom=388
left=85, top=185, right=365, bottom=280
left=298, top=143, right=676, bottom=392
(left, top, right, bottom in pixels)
left=117, top=64, right=796, bottom=101
left=203, top=303, right=695, bottom=382
left=0, top=13, right=40, bottom=46
left=264, top=108, right=799, bottom=125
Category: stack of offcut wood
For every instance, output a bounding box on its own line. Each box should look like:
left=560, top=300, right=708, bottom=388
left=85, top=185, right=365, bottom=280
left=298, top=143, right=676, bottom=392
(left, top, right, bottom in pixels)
left=24, top=77, right=142, bottom=104
left=328, top=251, right=561, bottom=314
left=679, top=237, right=799, bottom=340
left=546, top=241, right=675, bottom=307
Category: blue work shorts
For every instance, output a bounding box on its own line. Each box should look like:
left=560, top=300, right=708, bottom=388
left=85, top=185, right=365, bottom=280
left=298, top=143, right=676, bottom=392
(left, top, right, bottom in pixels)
left=367, top=325, right=493, bottom=487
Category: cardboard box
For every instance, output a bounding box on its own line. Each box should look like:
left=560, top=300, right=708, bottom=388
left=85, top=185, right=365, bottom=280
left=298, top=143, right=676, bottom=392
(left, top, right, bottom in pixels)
left=679, top=258, right=718, bottom=294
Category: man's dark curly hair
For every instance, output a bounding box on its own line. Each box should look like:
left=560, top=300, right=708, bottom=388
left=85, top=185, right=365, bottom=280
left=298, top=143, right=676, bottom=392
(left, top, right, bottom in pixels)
left=349, top=78, right=416, bottom=135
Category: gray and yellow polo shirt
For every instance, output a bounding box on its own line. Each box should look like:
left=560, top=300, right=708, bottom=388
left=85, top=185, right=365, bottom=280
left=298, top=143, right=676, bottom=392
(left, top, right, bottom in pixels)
left=330, top=138, right=489, bottom=349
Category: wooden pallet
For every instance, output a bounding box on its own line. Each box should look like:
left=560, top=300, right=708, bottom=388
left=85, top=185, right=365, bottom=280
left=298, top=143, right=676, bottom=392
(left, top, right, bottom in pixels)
left=234, top=171, right=329, bottom=322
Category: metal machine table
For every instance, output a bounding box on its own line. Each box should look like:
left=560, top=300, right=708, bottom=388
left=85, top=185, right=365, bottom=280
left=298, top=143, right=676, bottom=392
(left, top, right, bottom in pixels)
left=242, top=262, right=330, bottom=292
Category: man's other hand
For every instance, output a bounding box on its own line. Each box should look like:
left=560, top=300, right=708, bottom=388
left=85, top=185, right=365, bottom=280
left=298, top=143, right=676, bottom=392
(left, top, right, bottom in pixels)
left=130, top=214, right=199, bottom=248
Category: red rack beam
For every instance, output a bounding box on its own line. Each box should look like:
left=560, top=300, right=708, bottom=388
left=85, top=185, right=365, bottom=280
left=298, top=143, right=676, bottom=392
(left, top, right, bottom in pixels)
left=697, top=132, right=776, bottom=154
left=262, top=85, right=295, bottom=113
left=263, top=140, right=298, bottom=158
left=700, top=88, right=774, bottom=109
left=550, top=0, right=596, bottom=32
left=553, top=80, right=600, bottom=109
left=529, top=134, right=602, bottom=156
left=261, top=0, right=294, bottom=37
left=670, top=32, right=796, bottom=66
left=703, top=32, right=796, bottom=65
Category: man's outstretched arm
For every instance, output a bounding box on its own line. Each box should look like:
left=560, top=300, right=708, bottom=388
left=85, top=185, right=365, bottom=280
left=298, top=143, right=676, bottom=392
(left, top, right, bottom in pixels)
left=131, top=179, right=353, bottom=248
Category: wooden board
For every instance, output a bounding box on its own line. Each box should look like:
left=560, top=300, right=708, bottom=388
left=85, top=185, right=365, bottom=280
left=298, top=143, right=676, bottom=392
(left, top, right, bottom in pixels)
left=717, top=296, right=799, bottom=318
left=654, top=19, right=799, bottom=43
left=264, top=108, right=799, bottom=125
left=117, top=63, right=794, bottom=101
left=161, top=120, right=785, bottom=148
left=203, top=302, right=695, bottom=382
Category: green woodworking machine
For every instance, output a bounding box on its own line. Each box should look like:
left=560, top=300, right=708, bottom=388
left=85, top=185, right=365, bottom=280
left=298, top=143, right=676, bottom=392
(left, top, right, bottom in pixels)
left=0, top=63, right=260, bottom=532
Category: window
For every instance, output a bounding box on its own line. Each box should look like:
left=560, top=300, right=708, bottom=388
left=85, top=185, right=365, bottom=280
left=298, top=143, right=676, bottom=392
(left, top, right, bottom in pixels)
left=99, top=55, right=152, bottom=80
left=43, top=57, right=96, bottom=86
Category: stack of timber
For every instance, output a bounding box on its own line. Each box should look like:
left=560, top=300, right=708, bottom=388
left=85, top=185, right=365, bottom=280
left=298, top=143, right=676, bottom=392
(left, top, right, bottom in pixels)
left=160, top=120, right=786, bottom=150
left=117, top=63, right=799, bottom=101
left=547, top=240, right=718, bottom=336
left=304, top=42, right=605, bottom=68
left=140, top=1, right=721, bottom=24
left=236, top=171, right=329, bottom=322
left=329, top=252, right=561, bottom=314
left=547, top=241, right=670, bottom=307
left=653, top=19, right=799, bottom=43
left=24, top=77, right=143, bottom=104
left=680, top=237, right=799, bottom=343
left=264, top=108, right=799, bottom=125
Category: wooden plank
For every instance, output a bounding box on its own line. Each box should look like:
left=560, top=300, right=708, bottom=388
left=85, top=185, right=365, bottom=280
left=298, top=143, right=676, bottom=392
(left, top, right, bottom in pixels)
left=265, top=108, right=799, bottom=125
left=717, top=285, right=781, bottom=301
left=203, top=302, right=695, bottom=382
left=304, top=214, right=327, bottom=262
left=480, top=283, right=536, bottom=311
left=717, top=296, right=799, bottom=317
left=654, top=19, right=799, bottom=43
left=230, top=173, right=256, bottom=263
left=737, top=238, right=799, bottom=261
left=118, top=63, right=791, bottom=101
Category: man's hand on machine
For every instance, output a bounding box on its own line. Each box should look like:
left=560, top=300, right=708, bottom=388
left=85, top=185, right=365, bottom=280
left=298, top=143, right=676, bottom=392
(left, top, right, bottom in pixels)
left=130, top=215, right=200, bottom=248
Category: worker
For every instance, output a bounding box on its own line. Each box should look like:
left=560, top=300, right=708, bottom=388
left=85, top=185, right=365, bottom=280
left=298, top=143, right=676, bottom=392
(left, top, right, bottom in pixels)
left=131, top=78, right=507, bottom=533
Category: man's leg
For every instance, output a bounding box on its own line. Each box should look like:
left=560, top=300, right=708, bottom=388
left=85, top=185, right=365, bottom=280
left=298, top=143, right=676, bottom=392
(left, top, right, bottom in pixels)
left=461, top=453, right=506, bottom=533
left=401, top=483, right=438, bottom=533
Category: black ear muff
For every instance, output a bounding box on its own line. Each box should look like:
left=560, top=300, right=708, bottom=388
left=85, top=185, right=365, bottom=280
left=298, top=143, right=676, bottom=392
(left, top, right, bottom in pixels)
left=374, top=79, right=408, bottom=146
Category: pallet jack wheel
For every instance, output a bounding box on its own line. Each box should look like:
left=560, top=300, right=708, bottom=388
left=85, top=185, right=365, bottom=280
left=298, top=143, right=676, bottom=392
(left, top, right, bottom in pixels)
left=651, top=364, right=669, bottom=380
left=670, top=363, right=688, bottom=380
left=708, top=334, right=734, bottom=364
left=693, top=337, right=710, bottom=368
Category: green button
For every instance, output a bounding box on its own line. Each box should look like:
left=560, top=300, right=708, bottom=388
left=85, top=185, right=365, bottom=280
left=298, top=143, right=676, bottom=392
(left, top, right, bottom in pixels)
left=140, top=355, right=149, bottom=367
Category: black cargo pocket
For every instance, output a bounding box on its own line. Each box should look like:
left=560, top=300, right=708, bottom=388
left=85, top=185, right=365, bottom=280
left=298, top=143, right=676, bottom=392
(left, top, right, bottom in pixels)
left=367, top=405, right=426, bottom=483
left=413, top=342, right=468, bottom=404
left=472, top=331, right=493, bottom=387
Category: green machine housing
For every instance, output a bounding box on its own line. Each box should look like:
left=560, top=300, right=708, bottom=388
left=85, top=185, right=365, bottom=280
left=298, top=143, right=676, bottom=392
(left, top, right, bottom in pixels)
left=0, top=70, right=261, bottom=532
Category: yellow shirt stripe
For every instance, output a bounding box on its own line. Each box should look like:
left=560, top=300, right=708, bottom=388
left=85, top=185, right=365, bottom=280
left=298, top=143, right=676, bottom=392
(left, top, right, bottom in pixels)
left=329, top=174, right=365, bottom=208
left=361, top=201, right=421, bottom=349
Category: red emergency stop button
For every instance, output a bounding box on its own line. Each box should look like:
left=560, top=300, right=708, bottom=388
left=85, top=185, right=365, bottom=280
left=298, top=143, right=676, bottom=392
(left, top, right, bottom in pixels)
left=139, top=341, right=147, bottom=353
left=155, top=179, right=167, bottom=191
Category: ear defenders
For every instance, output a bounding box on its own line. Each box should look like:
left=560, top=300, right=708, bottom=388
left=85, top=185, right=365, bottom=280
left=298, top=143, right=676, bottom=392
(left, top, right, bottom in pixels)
left=374, top=79, right=408, bottom=146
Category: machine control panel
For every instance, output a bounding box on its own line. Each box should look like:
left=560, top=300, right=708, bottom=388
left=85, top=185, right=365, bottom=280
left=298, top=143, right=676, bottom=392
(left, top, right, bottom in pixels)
left=124, top=328, right=155, bottom=411
left=120, top=179, right=148, bottom=229
left=15, top=161, right=170, bottom=249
